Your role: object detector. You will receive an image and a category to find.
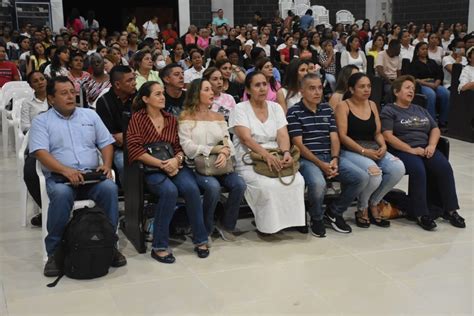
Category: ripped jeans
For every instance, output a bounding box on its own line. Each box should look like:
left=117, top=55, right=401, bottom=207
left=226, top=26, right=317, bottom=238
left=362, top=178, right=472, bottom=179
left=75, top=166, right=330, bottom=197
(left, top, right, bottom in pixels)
left=340, top=150, right=405, bottom=210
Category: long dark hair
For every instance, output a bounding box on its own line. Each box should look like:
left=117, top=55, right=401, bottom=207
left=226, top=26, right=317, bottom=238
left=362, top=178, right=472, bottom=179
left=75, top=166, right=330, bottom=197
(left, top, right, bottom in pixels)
left=132, top=81, right=162, bottom=111
left=345, top=72, right=370, bottom=99
left=412, top=42, right=428, bottom=63
left=335, top=64, right=359, bottom=94
left=254, top=57, right=277, bottom=92
left=50, top=46, right=69, bottom=75
left=283, top=59, right=309, bottom=101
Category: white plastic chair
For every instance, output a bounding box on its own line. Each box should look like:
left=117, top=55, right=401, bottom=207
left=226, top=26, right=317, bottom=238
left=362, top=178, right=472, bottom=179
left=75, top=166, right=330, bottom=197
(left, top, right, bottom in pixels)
left=294, top=3, right=310, bottom=16
left=0, top=82, right=34, bottom=157
left=279, top=0, right=294, bottom=19
left=312, top=5, right=331, bottom=28
left=90, top=87, right=110, bottom=110
left=11, top=98, right=25, bottom=175
left=336, top=10, right=355, bottom=25
left=294, top=0, right=310, bottom=6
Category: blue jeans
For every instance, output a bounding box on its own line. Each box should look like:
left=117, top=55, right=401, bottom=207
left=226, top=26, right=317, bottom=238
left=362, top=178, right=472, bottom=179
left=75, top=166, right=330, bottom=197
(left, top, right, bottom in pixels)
left=194, top=171, right=246, bottom=235
left=145, top=166, right=208, bottom=251
left=45, top=177, right=119, bottom=256
left=340, top=150, right=405, bottom=209
left=420, top=85, right=450, bottom=124
left=299, top=153, right=369, bottom=220
left=113, top=149, right=124, bottom=185
left=390, top=149, right=459, bottom=217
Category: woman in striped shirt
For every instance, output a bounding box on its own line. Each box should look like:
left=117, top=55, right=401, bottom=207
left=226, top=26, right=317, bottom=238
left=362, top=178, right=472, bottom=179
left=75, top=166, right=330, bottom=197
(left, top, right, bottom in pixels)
left=127, top=81, right=210, bottom=264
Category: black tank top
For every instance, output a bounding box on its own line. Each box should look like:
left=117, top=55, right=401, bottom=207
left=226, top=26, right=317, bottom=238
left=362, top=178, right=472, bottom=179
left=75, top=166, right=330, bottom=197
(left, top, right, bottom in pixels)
left=346, top=101, right=376, bottom=141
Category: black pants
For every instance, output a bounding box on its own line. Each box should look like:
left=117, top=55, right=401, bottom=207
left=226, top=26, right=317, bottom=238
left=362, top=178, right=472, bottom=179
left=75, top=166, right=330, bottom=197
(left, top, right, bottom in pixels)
left=24, top=155, right=42, bottom=208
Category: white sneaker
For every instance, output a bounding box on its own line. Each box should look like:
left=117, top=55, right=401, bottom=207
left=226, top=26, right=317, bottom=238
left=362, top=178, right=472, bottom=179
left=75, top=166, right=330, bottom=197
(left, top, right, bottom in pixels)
left=216, top=223, right=237, bottom=242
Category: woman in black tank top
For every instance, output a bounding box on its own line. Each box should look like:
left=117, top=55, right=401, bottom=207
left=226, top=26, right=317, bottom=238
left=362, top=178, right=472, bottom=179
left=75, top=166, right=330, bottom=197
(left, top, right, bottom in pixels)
left=335, top=73, right=405, bottom=229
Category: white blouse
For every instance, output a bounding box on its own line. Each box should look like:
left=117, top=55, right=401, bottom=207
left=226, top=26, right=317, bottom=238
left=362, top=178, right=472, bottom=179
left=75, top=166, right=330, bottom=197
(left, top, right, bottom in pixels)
left=20, top=96, right=49, bottom=133
left=458, top=65, right=474, bottom=92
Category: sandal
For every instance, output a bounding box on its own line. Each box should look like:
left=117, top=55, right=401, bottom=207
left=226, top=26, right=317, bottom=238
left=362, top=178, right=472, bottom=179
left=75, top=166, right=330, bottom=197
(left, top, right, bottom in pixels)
left=369, top=205, right=390, bottom=227
left=355, top=210, right=370, bottom=228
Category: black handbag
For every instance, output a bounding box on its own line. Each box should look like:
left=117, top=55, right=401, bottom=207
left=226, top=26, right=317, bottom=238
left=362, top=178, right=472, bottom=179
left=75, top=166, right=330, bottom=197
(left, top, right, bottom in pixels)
left=143, top=142, right=175, bottom=173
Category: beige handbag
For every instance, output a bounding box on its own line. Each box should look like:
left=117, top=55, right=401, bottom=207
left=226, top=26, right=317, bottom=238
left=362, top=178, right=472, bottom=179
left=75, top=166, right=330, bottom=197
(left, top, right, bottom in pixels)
left=194, top=136, right=234, bottom=176
left=242, top=146, right=300, bottom=185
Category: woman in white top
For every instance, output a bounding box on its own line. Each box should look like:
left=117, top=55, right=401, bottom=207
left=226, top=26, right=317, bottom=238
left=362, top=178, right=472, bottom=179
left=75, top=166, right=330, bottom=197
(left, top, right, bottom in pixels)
left=412, top=28, right=427, bottom=46
left=229, top=71, right=306, bottom=234
left=276, top=59, right=309, bottom=113
left=179, top=79, right=246, bottom=241
left=21, top=71, right=49, bottom=133
left=341, top=36, right=367, bottom=73
left=202, top=67, right=236, bottom=121
left=459, top=47, right=474, bottom=92
left=43, top=46, right=69, bottom=78
left=427, top=33, right=444, bottom=65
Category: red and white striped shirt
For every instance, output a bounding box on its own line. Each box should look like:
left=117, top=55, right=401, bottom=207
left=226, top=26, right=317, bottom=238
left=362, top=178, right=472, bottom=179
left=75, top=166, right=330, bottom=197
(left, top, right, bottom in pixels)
left=127, top=109, right=183, bottom=163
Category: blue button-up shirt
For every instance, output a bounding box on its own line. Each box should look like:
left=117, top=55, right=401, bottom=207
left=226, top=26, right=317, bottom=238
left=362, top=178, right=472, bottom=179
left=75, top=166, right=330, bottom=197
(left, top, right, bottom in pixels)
left=29, top=107, right=114, bottom=175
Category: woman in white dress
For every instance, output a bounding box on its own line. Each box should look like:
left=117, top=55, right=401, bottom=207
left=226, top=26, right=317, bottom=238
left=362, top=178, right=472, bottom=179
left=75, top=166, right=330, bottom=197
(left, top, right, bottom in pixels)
left=229, top=71, right=306, bottom=234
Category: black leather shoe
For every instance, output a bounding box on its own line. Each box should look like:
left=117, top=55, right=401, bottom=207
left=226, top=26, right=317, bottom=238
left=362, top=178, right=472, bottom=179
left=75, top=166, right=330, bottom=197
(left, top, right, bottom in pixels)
left=295, top=225, right=309, bottom=234
left=111, top=249, right=127, bottom=267
left=44, top=256, right=60, bottom=277
left=151, top=250, right=176, bottom=264
left=355, top=211, right=370, bottom=228
left=417, top=215, right=437, bottom=231
left=194, top=246, right=210, bottom=258
left=31, top=213, right=42, bottom=227
left=368, top=210, right=390, bottom=228
left=443, top=211, right=466, bottom=228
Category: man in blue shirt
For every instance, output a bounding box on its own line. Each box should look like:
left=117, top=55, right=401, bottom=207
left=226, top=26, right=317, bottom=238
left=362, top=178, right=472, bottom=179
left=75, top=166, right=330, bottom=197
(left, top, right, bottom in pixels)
left=287, top=73, right=368, bottom=236
left=299, top=9, right=315, bottom=32
left=212, top=9, right=229, bottom=33
left=29, top=76, right=126, bottom=277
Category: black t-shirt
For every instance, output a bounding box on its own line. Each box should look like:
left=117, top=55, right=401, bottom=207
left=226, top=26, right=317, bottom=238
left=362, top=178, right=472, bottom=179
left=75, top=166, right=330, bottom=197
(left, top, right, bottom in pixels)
left=165, top=90, right=185, bottom=117
left=223, top=38, right=241, bottom=49
left=409, top=58, right=443, bottom=81
left=96, top=88, right=134, bottom=135
left=225, top=81, right=244, bottom=103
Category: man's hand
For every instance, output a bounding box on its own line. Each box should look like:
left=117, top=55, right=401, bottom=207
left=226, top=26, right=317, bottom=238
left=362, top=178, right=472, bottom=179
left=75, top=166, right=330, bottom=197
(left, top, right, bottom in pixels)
left=61, top=167, right=85, bottom=186
left=96, top=165, right=113, bottom=179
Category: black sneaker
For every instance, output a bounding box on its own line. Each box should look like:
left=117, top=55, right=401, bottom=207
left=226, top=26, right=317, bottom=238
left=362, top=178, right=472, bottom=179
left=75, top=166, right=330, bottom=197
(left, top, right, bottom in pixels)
left=111, top=249, right=127, bottom=267
left=31, top=213, right=42, bottom=227
left=43, top=256, right=60, bottom=277
left=417, top=215, right=437, bottom=231
left=443, top=211, right=466, bottom=228
left=325, top=207, right=352, bottom=233
left=310, top=220, right=326, bottom=237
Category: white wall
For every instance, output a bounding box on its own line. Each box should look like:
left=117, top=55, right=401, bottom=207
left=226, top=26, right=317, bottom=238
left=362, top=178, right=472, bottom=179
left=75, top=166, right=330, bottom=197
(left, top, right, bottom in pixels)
left=469, top=0, right=474, bottom=32
left=365, top=0, right=392, bottom=24
left=178, top=0, right=191, bottom=36
left=50, top=0, right=64, bottom=33
left=211, top=0, right=234, bottom=27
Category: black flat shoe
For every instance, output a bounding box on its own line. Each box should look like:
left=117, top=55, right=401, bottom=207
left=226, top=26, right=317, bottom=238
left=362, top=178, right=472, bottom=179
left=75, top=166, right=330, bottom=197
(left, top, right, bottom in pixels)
left=355, top=210, right=370, bottom=228
left=151, top=250, right=176, bottom=264
left=443, top=211, right=466, bottom=228
left=417, top=215, right=437, bottom=231
left=194, top=246, right=210, bottom=259
left=31, top=213, right=42, bottom=227
left=368, top=210, right=390, bottom=228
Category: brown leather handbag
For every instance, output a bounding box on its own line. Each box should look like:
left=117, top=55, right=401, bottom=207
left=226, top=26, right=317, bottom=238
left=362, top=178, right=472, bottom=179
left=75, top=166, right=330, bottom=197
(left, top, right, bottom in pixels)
left=377, top=200, right=405, bottom=220
left=194, top=136, right=234, bottom=176
left=242, top=146, right=300, bottom=185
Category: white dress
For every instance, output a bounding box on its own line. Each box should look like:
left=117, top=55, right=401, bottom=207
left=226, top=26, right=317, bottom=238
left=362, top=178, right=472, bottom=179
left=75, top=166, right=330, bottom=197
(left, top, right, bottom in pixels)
left=229, top=100, right=305, bottom=233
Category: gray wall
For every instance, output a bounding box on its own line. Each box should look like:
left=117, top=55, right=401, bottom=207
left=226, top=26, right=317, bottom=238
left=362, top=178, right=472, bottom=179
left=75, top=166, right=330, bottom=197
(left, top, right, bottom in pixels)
left=392, top=1, right=469, bottom=26
left=189, top=0, right=212, bottom=28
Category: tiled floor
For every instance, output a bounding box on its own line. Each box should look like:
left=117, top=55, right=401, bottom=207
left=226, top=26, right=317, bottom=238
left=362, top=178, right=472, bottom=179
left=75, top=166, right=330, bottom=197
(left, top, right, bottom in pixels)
left=0, top=137, right=472, bottom=315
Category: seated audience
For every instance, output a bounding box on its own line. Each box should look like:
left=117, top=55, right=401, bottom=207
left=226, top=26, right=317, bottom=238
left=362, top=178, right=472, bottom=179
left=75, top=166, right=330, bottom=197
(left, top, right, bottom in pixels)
left=458, top=46, right=474, bottom=92
left=184, top=49, right=205, bottom=88
left=287, top=73, right=368, bottom=236
left=243, top=57, right=281, bottom=102
left=380, top=75, right=465, bottom=230
left=409, top=42, right=449, bottom=128
left=328, top=65, right=359, bottom=109
left=160, top=63, right=186, bottom=116
left=335, top=73, right=405, bottom=228
left=83, top=53, right=111, bottom=106
left=319, top=40, right=337, bottom=91
left=126, top=81, right=210, bottom=263
left=215, top=58, right=245, bottom=103
left=134, top=49, right=163, bottom=90
left=96, top=66, right=136, bottom=183
left=0, top=43, right=20, bottom=87
left=26, top=42, right=48, bottom=75
left=400, top=30, right=415, bottom=62
left=367, top=34, right=385, bottom=61
left=178, top=79, right=246, bottom=241
left=229, top=71, right=306, bottom=234
left=66, top=51, right=90, bottom=99
left=375, top=39, right=402, bottom=95
left=276, top=59, right=309, bottom=112
left=341, top=36, right=367, bottom=73
left=202, top=67, right=236, bottom=120
left=29, top=76, right=126, bottom=276
left=442, top=39, right=467, bottom=89
left=427, top=33, right=444, bottom=65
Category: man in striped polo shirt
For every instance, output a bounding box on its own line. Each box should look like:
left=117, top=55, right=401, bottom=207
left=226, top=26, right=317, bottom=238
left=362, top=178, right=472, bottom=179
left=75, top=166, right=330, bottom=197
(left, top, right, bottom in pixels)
left=287, top=73, right=368, bottom=237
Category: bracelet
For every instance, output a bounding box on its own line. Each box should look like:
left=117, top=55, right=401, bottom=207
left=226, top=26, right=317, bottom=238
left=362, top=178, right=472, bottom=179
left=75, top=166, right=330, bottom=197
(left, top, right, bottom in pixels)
left=331, top=156, right=339, bottom=160
left=176, top=154, right=184, bottom=164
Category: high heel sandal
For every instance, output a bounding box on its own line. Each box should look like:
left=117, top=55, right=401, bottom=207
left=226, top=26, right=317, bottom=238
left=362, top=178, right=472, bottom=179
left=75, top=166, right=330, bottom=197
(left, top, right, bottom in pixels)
left=355, top=210, right=370, bottom=228
left=369, top=206, right=390, bottom=227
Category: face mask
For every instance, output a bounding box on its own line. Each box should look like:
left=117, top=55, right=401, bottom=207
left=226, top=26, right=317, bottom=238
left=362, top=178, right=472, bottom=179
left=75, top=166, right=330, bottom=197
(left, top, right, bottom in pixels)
left=156, top=60, right=166, bottom=70
left=71, top=42, right=78, bottom=47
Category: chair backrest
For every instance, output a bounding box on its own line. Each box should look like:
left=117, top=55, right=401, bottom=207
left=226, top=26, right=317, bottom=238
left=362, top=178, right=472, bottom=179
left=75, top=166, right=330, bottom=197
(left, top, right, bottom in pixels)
left=0, top=82, right=33, bottom=110
left=279, top=1, right=294, bottom=18
left=451, top=63, right=463, bottom=91
left=294, top=3, right=310, bottom=16
left=294, top=0, right=310, bottom=6
left=336, top=10, right=355, bottom=24
left=366, top=55, right=375, bottom=76
left=312, top=6, right=330, bottom=27
left=335, top=51, right=342, bottom=78
left=401, top=58, right=411, bottom=75
left=90, top=87, right=110, bottom=109
left=11, top=97, right=25, bottom=122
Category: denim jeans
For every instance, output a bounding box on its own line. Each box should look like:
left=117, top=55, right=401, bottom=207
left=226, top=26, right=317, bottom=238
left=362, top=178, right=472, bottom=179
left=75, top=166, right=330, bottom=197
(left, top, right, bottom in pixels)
left=145, top=166, right=208, bottom=251
left=194, top=171, right=247, bottom=235
left=113, top=148, right=124, bottom=185
left=420, top=85, right=450, bottom=124
left=299, top=153, right=369, bottom=220
left=45, top=177, right=119, bottom=256
left=390, top=149, right=459, bottom=217
left=340, top=150, right=405, bottom=209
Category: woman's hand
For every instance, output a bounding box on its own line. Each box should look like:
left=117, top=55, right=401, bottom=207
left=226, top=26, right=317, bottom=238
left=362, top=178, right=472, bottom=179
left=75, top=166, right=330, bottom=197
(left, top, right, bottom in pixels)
left=410, top=147, right=426, bottom=156
left=264, top=152, right=283, bottom=172
left=424, top=144, right=436, bottom=158
left=281, top=151, right=293, bottom=168
left=162, top=158, right=180, bottom=176
left=376, top=146, right=387, bottom=159
left=214, top=153, right=228, bottom=168
left=362, top=149, right=380, bottom=160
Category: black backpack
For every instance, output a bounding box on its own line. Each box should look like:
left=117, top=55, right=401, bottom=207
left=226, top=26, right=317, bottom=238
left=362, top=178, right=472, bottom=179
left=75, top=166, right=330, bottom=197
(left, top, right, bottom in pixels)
left=48, top=207, right=117, bottom=287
